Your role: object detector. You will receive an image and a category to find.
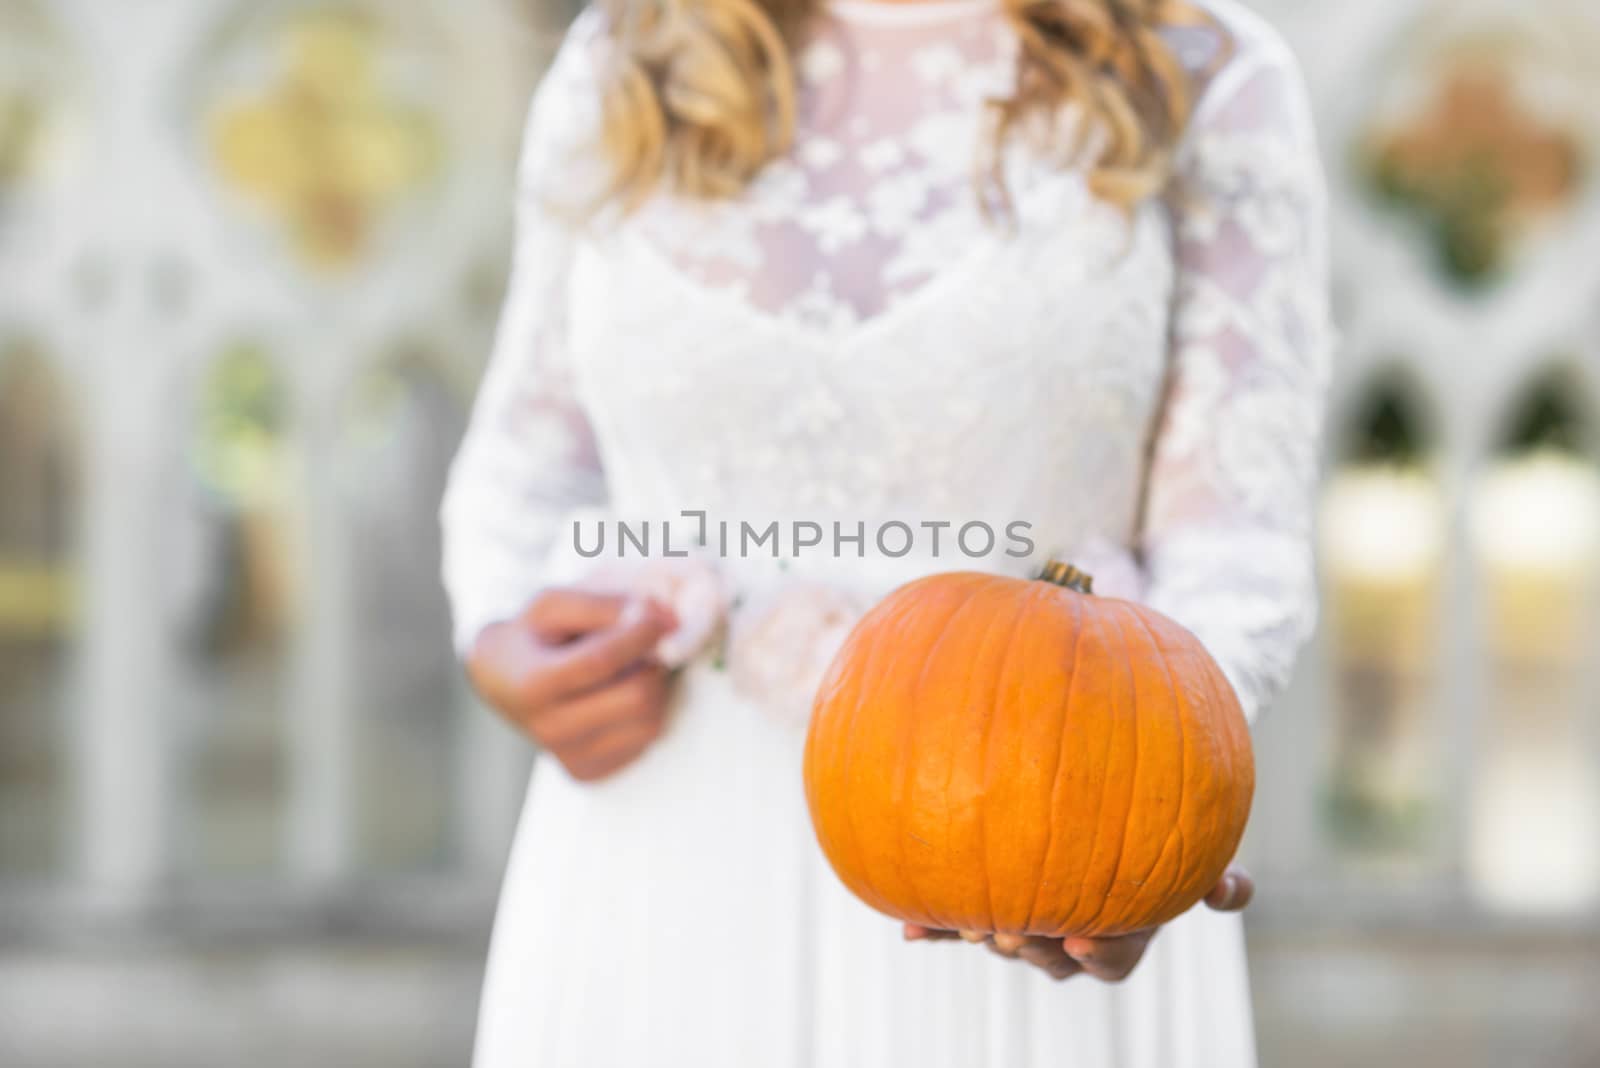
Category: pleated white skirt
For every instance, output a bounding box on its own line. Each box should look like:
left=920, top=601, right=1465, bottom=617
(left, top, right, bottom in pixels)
left=473, top=665, right=1257, bottom=1068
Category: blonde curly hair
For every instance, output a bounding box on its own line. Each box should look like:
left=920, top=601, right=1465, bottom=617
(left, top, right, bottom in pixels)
left=592, top=0, right=1220, bottom=213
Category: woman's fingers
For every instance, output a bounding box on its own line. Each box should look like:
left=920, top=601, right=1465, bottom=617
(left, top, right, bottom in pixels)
left=1017, top=940, right=1083, bottom=981
left=1061, top=930, right=1155, bottom=983
left=467, top=590, right=681, bottom=783
left=902, top=924, right=960, bottom=942
left=990, top=933, right=1028, bottom=955
left=541, top=664, right=671, bottom=780
left=561, top=716, right=667, bottom=782
left=910, top=928, right=1085, bottom=982
left=904, top=926, right=1129, bottom=983
left=991, top=933, right=1084, bottom=981
left=535, top=663, right=669, bottom=749
left=531, top=598, right=677, bottom=703
left=522, top=588, right=631, bottom=643
left=1204, top=866, right=1255, bottom=912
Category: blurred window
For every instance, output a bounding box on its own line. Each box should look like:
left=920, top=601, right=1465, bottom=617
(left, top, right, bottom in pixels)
left=1468, top=368, right=1600, bottom=914
left=339, top=351, right=468, bottom=871
left=1361, top=27, right=1585, bottom=291
left=172, top=342, right=295, bottom=876
left=198, top=4, right=444, bottom=274
left=0, top=337, right=77, bottom=877
left=0, top=0, right=76, bottom=199
left=1318, top=372, right=1444, bottom=864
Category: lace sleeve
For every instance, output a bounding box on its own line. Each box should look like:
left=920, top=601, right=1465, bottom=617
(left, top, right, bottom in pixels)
left=440, top=13, right=608, bottom=656
left=1140, top=30, right=1334, bottom=722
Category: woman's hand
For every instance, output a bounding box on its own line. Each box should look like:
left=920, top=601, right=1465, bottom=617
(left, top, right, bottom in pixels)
left=903, top=867, right=1254, bottom=983
left=467, top=588, right=680, bottom=783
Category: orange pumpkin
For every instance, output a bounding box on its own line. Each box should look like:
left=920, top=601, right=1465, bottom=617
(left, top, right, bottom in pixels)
left=803, top=562, right=1253, bottom=939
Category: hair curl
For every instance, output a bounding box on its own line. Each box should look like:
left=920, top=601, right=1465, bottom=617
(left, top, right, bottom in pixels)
left=593, top=0, right=1220, bottom=212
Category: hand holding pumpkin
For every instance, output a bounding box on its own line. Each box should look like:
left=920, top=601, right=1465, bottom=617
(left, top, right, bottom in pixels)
left=468, top=588, right=679, bottom=783
left=903, top=866, right=1254, bottom=983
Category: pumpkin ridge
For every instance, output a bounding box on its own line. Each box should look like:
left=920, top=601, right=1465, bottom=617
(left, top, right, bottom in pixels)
left=1020, top=587, right=1087, bottom=935
left=1118, top=607, right=1194, bottom=927
left=1178, top=651, right=1238, bottom=920
left=1221, top=651, right=1255, bottom=816
left=1175, top=634, right=1248, bottom=916
left=883, top=609, right=933, bottom=926
left=1075, top=606, right=1152, bottom=935
left=980, top=585, right=1034, bottom=933
left=1198, top=640, right=1254, bottom=894
left=1132, top=613, right=1196, bottom=920
left=898, top=581, right=990, bottom=929
left=1055, top=604, right=1128, bottom=934
left=884, top=596, right=956, bottom=926
left=941, top=582, right=1012, bottom=930
left=835, top=606, right=907, bottom=917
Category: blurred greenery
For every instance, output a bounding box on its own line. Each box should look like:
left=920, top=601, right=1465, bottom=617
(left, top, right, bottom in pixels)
left=1500, top=370, right=1594, bottom=457
left=1370, top=151, right=1509, bottom=287
left=1345, top=371, right=1431, bottom=467
left=191, top=342, right=288, bottom=510
left=1323, top=779, right=1433, bottom=854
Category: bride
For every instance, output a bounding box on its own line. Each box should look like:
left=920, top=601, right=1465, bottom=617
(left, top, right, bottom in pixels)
left=442, top=0, right=1330, bottom=1063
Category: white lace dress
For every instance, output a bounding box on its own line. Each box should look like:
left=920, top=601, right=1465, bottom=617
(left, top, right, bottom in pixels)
left=442, top=0, right=1331, bottom=1064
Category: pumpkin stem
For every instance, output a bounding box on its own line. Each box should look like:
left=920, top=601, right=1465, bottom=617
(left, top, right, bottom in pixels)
left=1038, top=560, right=1094, bottom=595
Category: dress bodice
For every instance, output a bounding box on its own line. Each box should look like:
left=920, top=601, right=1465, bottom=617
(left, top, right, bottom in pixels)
left=441, top=0, right=1334, bottom=721
left=571, top=181, right=1173, bottom=539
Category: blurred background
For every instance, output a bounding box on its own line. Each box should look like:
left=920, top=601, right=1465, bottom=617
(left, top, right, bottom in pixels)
left=1, top=0, right=1598, bottom=1065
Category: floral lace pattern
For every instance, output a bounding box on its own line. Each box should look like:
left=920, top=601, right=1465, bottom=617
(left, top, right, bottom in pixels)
left=632, top=7, right=1017, bottom=334
left=441, top=0, right=1334, bottom=722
